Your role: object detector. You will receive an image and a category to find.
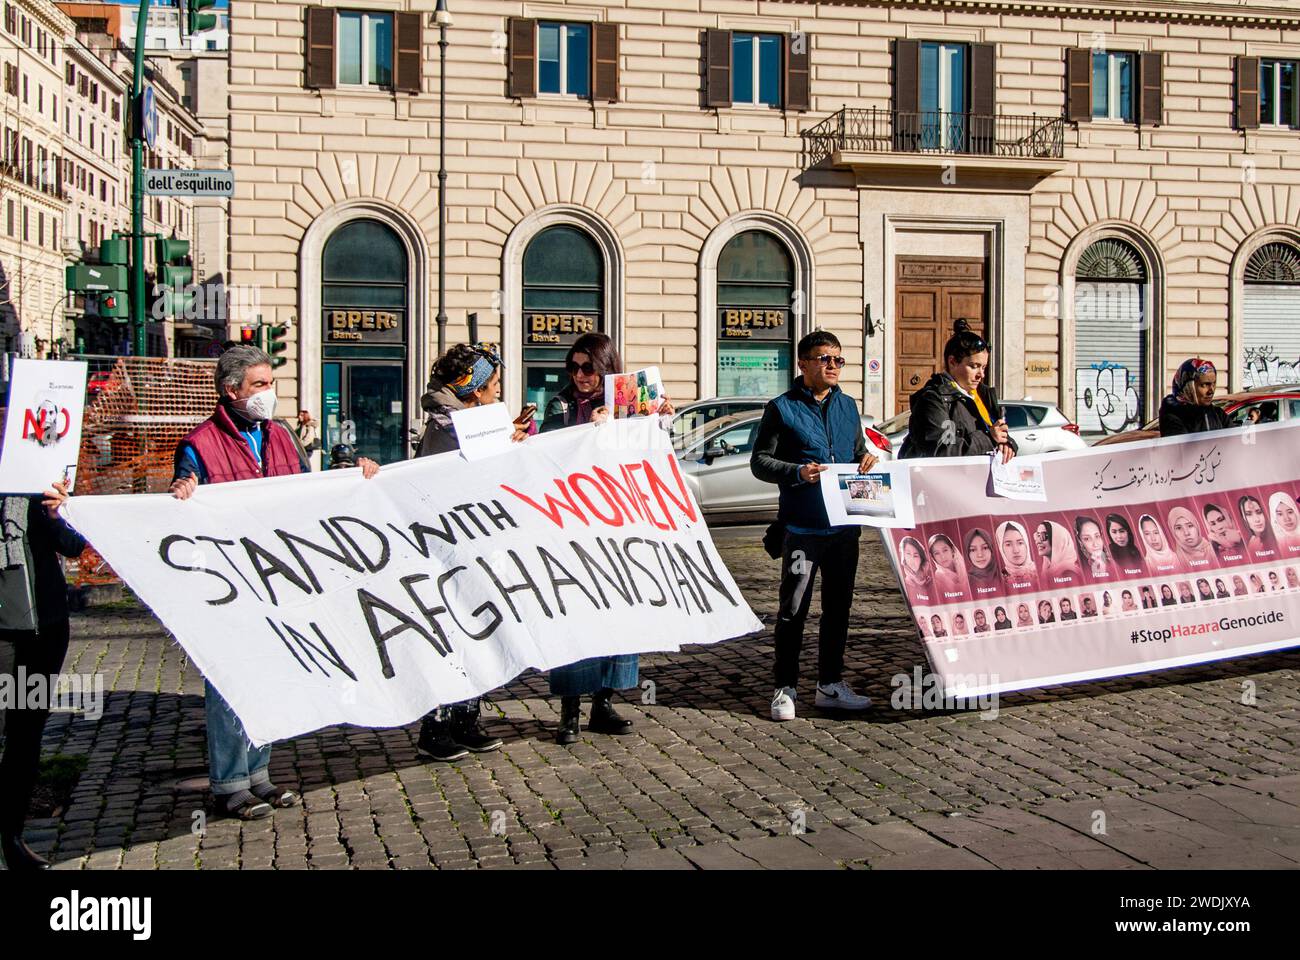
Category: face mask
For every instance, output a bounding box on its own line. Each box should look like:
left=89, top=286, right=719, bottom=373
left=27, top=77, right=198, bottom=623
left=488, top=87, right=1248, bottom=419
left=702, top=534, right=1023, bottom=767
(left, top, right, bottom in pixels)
left=231, top=387, right=277, bottom=422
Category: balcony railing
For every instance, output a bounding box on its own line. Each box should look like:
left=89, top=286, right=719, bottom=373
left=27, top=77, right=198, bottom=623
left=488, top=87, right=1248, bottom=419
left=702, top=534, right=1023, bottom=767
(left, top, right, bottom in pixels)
left=801, top=107, right=1065, bottom=167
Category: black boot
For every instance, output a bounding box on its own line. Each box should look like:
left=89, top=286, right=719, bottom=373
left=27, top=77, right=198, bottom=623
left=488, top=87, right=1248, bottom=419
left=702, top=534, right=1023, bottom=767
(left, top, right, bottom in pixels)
left=449, top=700, right=503, bottom=753
left=555, top=696, right=581, bottom=745
left=417, top=710, right=468, bottom=762
left=1, top=831, right=50, bottom=871
left=587, top=688, right=634, bottom=735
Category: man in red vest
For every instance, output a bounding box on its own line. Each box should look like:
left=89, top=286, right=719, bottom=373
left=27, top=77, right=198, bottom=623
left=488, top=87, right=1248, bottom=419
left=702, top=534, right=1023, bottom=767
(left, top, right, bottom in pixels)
left=171, top=344, right=377, bottom=819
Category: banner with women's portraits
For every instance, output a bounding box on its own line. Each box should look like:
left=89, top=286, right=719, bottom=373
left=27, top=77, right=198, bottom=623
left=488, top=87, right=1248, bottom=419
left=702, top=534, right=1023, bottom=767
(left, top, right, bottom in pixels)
left=882, top=420, right=1300, bottom=699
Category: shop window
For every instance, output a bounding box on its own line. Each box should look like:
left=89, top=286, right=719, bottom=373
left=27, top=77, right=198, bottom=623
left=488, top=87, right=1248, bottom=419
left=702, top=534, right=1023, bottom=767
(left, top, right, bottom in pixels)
left=716, top=230, right=795, bottom=398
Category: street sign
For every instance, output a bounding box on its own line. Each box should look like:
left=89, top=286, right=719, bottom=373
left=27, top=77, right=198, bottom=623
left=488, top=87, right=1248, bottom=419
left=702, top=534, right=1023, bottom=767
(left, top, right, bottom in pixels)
left=141, top=86, right=158, bottom=148
left=66, top=264, right=128, bottom=292
left=144, top=169, right=235, bottom=197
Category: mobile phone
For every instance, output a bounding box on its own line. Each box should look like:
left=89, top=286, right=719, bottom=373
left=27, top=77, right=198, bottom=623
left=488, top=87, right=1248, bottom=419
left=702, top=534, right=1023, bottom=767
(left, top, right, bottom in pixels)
left=514, top=403, right=538, bottom=425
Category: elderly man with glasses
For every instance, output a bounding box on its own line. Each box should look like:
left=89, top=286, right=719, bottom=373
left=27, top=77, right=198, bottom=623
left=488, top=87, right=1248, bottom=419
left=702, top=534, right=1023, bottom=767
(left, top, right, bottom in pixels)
left=750, top=331, right=878, bottom=722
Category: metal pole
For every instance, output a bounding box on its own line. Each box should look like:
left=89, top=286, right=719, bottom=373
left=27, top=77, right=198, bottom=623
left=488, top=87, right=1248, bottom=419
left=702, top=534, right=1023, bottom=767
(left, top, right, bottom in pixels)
left=130, top=0, right=152, bottom=357
left=435, top=19, right=448, bottom=358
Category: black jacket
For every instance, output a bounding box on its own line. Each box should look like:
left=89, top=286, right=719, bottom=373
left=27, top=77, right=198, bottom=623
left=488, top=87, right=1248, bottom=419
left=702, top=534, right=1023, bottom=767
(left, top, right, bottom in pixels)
left=898, top=374, right=1017, bottom=459
left=1157, top=397, right=1231, bottom=437
left=0, top=497, right=86, bottom=628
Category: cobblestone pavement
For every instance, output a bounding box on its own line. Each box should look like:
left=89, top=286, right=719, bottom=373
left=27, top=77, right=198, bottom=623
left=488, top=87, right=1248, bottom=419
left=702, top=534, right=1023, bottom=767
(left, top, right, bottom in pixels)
left=24, top=528, right=1300, bottom=870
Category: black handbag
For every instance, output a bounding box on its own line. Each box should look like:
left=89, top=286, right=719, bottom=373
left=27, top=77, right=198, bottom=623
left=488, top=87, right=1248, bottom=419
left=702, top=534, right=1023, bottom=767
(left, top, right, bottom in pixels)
left=762, top=521, right=786, bottom=560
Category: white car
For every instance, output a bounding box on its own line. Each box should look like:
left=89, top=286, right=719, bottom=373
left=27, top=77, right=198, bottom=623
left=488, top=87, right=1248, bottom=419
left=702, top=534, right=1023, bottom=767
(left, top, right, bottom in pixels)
left=870, top=399, right=1086, bottom=460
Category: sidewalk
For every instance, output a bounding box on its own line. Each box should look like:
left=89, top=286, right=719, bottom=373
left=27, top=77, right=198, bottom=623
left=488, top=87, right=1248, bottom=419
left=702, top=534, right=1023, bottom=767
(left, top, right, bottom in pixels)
left=27, top=530, right=1300, bottom=869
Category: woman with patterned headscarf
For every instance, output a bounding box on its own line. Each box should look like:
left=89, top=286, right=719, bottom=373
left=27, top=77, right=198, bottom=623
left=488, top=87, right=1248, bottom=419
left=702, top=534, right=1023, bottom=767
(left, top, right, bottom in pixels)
left=1158, top=358, right=1231, bottom=436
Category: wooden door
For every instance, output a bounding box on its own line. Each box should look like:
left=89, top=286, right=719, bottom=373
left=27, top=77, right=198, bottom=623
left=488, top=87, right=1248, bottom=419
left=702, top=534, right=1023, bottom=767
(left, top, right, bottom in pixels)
left=894, top=256, right=987, bottom=414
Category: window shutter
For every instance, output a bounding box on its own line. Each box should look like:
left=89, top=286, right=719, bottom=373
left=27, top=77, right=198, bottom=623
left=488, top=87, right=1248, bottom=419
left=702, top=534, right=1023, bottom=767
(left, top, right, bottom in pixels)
left=304, top=6, right=335, bottom=90
left=592, top=22, right=618, bottom=102
left=1235, top=56, right=1260, bottom=129
left=783, top=32, right=810, bottom=112
left=1137, top=51, right=1162, bottom=126
left=704, top=29, right=732, bottom=108
left=508, top=18, right=536, bottom=99
left=969, top=42, right=996, bottom=152
left=892, top=39, right=920, bottom=150
left=393, top=12, right=422, bottom=93
left=1065, top=48, right=1092, bottom=122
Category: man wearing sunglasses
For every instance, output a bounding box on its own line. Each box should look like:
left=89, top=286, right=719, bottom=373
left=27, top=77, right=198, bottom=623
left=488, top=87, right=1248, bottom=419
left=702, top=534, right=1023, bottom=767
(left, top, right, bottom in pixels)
left=751, top=331, right=878, bottom=721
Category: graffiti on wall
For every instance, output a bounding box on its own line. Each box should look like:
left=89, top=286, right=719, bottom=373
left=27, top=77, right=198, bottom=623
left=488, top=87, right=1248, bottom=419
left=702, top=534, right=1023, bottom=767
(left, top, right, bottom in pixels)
left=1241, top=345, right=1300, bottom=390
left=1075, top=362, right=1141, bottom=435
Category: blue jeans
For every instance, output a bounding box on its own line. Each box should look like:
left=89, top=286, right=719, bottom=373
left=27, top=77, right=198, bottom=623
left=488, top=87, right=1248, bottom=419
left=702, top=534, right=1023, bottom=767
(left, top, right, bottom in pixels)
left=205, top=679, right=271, bottom=796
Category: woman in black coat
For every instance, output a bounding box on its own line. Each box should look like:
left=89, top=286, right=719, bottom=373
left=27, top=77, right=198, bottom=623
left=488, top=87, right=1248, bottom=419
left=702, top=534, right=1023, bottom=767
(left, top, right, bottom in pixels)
left=1158, top=358, right=1231, bottom=436
left=899, top=320, right=1017, bottom=462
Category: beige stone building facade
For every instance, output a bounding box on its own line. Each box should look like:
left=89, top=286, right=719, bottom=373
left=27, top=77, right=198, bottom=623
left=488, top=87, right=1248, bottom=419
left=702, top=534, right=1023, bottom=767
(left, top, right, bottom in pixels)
left=228, top=0, right=1300, bottom=463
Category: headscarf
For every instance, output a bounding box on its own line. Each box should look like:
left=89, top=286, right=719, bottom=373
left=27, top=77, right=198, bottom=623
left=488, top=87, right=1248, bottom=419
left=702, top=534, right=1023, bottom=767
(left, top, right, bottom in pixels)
left=1232, top=576, right=1247, bottom=596
left=899, top=536, right=934, bottom=594
left=1034, top=520, right=1081, bottom=582
left=1037, top=600, right=1056, bottom=623
left=1268, top=491, right=1300, bottom=551
left=963, top=527, right=1004, bottom=594
left=1165, top=357, right=1215, bottom=407
left=996, top=521, right=1039, bottom=589
left=928, top=533, right=968, bottom=598
left=1167, top=506, right=1215, bottom=567
left=1105, top=513, right=1146, bottom=573
left=449, top=343, right=504, bottom=399
left=1137, top=514, right=1182, bottom=572
left=1015, top=603, right=1034, bottom=627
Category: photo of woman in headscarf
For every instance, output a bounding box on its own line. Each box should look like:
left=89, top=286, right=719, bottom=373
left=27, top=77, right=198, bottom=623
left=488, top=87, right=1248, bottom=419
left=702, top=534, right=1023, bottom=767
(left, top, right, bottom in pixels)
left=1268, top=570, right=1282, bottom=592
left=927, top=533, right=969, bottom=600
left=1249, top=573, right=1265, bottom=594
left=996, top=521, right=1039, bottom=591
left=1101, top=591, right=1114, bottom=616
left=1238, top=494, right=1277, bottom=558
left=1196, top=578, right=1214, bottom=601
left=1201, top=503, right=1245, bottom=560
left=1232, top=575, right=1248, bottom=596
left=915, top=615, right=931, bottom=638
left=1178, top=581, right=1195, bottom=604
left=1075, top=515, right=1116, bottom=580
left=1214, top=578, right=1230, bottom=599
left=963, top=527, right=1004, bottom=597
left=972, top=609, right=990, bottom=633
left=1037, top=599, right=1056, bottom=624
left=952, top=613, right=968, bottom=636
left=899, top=536, right=934, bottom=600
left=1138, top=514, right=1183, bottom=573
left=1032, top=519, right=1082, bottom=584
left=1288, top=567, right=1300, bottom=590
left=1016, top=603, right=1034, bottom=627
left=993, top=606, right=1013, bottom=630
left=1140, top=585, right=1157, bottom=609
left=1120, top=589, right=1138, bottom=612
left=1160, top=584, right=1178, bottom=606
left=1167, top=505, right=1216, bottom=569
left=1268, top=491, right=1300, bottom=553
left=930, top=614, right=949, bottom=638
left=1105, top=513, right=1146, bottom=576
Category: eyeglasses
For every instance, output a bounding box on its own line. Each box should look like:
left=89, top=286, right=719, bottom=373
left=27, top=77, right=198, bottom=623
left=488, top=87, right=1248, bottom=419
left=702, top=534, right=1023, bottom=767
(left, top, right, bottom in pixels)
left=565, top=360, right=598, bottom=376
left=805, top=354, right=847, bottom=369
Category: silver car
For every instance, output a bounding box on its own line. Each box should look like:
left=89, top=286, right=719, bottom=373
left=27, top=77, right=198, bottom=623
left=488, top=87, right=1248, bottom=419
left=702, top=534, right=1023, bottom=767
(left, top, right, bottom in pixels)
left=671, top=395, right=875, bottom=450
left=871, top=399, right=1086, bottom=460
left=678, top=411, right=881, bottom=521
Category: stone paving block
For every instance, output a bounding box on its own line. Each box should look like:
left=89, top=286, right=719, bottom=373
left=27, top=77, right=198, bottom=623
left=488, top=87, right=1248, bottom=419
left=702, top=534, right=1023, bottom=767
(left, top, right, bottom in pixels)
left=729, top=835, right=840, bottom=870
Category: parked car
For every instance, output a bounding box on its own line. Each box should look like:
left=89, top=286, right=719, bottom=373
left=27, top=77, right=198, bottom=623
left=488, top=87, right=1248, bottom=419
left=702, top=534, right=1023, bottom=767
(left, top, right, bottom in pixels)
left=677, top=411, right=886, bottom=522
left=1093, top=385, right=1300, bottom=446
left=870, top=399, right=1085, bottom=459
left=671, top=395, right=875, bottom=450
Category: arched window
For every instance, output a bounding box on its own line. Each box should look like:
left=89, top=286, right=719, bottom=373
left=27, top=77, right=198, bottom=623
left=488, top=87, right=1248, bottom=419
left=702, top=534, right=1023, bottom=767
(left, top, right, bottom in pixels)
left=521, top=225, right=604, bottom=418
left=716, top=230, right=795, bottom=397
left=1073, top=238, right=1147, bottom=437
left=1242, top=241, right=1300, bottom=389
left=320, top=219, right=408, bottom=466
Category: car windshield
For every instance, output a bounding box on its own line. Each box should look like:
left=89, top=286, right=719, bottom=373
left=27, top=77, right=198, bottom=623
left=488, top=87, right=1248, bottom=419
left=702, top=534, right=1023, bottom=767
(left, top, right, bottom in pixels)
left=877, top=410, right=911, bottom=434
left=677, top=414, right=747, bottom=452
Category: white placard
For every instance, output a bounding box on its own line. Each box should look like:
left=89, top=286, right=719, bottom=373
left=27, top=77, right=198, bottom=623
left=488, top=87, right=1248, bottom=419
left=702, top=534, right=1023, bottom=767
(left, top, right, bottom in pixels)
left=604, top=366, right=666, bottom=419
left=990, top=455, right=1047, bottom=501
left=0, top=359, right=88, bottom=493
left=62, top=418, right=761, bottom=746
left=819, top=463, right=915, bottom=528
left=451, top=403, right=515, bottom=461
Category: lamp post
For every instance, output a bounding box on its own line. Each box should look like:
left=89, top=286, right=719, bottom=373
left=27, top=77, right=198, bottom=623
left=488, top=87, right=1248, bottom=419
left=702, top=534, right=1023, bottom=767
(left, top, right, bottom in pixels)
left=435, top=0, right=452, bottom=358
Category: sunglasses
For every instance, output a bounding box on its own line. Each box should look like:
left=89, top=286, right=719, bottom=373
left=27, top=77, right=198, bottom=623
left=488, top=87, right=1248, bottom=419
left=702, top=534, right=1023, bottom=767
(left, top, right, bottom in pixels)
left=565, top=360, right=599, bottom=376
left=805, top=354, right=847, bottom=369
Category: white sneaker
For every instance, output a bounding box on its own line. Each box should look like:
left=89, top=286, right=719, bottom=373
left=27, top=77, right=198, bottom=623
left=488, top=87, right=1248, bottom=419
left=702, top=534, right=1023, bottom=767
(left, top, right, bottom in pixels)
left=815, top=681, right=872, bottom=711
left=771, top=686, right=796, bottom=721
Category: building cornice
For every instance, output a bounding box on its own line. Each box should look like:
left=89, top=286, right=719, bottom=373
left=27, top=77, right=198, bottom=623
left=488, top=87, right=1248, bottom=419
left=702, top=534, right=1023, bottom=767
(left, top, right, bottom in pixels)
left=785, top=1, right=1300, bottom=27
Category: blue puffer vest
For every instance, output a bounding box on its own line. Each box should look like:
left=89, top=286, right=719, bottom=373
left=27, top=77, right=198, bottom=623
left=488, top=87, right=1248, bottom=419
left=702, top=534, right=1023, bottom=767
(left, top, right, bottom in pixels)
left=771, top=381, right=862, bottom=530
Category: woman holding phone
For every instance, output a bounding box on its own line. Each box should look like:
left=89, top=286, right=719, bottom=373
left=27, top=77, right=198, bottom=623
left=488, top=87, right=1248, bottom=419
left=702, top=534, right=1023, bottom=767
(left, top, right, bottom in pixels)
left=541, top=333, right=673, bottom=745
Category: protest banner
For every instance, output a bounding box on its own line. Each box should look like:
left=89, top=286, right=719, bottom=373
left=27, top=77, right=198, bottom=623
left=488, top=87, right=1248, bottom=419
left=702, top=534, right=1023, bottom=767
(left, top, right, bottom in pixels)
left=62, top=418, right=762, bottom=745
left=884, top=421, right=1300, bottom=698
left=0, top=358, right=88, bottom=493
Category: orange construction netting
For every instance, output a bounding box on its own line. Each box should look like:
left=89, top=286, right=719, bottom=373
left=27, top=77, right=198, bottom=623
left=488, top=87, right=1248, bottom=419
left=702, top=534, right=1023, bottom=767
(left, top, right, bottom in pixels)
left=70, top=357, right=217, bottom=585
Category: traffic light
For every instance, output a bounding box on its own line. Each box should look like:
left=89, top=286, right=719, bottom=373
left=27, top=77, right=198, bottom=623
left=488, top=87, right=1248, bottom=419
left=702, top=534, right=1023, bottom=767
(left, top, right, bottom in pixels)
left=267, top=324, right=289, bottom=368
left=155, top=237, right=193, bottom=316
left=187, top=0, right=219, bottom=34
left=65, top=237, right=129, bottom=321
left=240, top=325, right=262, bottom=349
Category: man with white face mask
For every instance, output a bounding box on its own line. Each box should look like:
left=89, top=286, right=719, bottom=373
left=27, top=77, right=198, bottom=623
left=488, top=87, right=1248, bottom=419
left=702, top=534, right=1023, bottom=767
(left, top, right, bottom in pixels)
left=170, top=344, right=377, bottom=819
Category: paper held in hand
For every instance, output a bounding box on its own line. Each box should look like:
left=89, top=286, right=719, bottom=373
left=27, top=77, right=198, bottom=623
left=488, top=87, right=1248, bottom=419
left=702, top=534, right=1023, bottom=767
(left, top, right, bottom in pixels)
left=450, top=403, right=516, bottom=461
left=0, top=358, right=88, bottom=493
left=819, top=463, right=915, bottom=528
left=990, top=455, right=1047, bottom=501
left=604, top=366, right=666, bottom=419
